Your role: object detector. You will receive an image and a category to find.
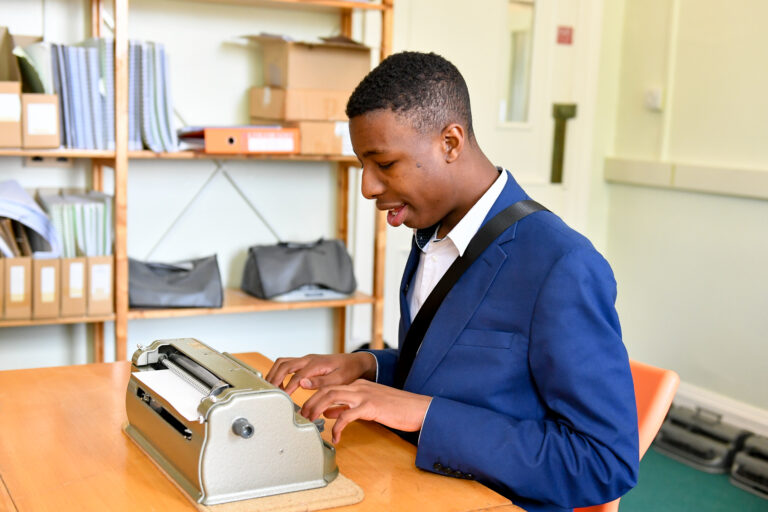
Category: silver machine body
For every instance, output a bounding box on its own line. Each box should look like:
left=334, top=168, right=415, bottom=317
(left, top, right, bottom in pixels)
left=124, top=338, right=338, bottom=505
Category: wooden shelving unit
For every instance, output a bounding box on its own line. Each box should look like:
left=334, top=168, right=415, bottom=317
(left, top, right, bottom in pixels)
left=0, top=0, right=392, bottom=361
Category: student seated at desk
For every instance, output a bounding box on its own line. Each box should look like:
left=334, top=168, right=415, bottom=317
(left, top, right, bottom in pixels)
left=266, top=51, right=639, bottom=512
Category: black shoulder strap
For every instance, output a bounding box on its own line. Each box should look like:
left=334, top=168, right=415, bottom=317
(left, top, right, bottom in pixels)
left=393, top=199, right=548, bottom=389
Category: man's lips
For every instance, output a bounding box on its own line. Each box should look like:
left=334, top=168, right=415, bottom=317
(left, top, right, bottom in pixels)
left=380, top=203, right=407, bottom=227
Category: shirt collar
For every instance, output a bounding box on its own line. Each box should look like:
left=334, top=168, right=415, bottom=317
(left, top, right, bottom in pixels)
left=414, top=168, right=508, bottom=255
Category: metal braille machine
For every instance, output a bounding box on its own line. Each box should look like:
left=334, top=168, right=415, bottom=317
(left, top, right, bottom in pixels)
left=124, top=338, right=337, bottom=505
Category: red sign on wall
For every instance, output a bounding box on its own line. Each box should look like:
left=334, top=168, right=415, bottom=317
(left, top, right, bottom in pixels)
left=557, top=26, right=573, bottom=45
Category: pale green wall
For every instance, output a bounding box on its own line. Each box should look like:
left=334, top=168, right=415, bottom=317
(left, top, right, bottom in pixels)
left=604, top=0, right=768, bottom=409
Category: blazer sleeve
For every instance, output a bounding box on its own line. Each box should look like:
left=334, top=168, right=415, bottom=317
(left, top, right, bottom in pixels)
left=357, top=348, right=399, bottom=387
left=414, top=247, right=639, bottom=509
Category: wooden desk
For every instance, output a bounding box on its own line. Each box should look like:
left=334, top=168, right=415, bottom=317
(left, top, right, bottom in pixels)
left=0, top=353, right=521, bottom=512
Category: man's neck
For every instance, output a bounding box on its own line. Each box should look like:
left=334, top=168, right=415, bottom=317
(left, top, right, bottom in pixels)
left=436, top=153, right=500, bottom=239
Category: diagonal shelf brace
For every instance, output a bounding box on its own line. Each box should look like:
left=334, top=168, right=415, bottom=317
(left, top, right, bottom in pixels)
left=144, top=160, right=282, bottom=260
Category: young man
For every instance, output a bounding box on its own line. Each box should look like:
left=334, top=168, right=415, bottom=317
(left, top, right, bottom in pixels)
left=266, top=52, right=638, bottom=512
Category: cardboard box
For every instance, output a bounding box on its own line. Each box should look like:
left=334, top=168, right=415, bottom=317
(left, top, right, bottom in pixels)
left=0, top=27, right=22, bottom=148
left=249, top=87, right=350, bottom=122
left=248, top=35, right=371, bottom=91
left=4, top=256, right=31, bottom=319
left=60, top=257, right=87, bottom=317
left=292, top=120, right=354, bottom=156
left=87, top=256, right=113, bottom=315
left=22, top=93, right=59, bottom=148
left=32, top=258, right=60, bottom=318
left=203, top=126, right=299, bottom=154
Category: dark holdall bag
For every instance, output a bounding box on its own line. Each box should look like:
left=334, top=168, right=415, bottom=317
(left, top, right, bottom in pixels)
left=241, top=239, right=356, bottom=299
left=129, top=255, right=223, bottom=308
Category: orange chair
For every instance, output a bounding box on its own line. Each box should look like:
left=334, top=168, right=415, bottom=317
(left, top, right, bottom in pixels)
left=575, top=359, right=680, bottom=512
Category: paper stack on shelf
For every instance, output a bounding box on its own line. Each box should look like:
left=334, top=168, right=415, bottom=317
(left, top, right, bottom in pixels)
left=0, top=217, right=35, bottom=258
left=15, top=37, right=178, bottom=152
left=37, top=189, right=113, bottom=257
left=139, top=41, right=178, bottom=152
left=13, top=41, right=54, bottom=94
left=0, top=180, right=61, bottom=259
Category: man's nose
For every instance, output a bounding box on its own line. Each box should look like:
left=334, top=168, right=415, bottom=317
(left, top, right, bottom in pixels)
left=361, top=166, right=385, bottom=200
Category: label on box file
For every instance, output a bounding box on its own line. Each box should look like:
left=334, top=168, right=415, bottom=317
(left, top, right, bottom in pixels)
left=248, top=133, right=295, bottom=152
left=69, top=262, right=84, bottom=298
left=90, top=264, right=111, bottom=300
left=27, top=103, right=57, bottom=135
left=0, top=93, right=21, bottom=122
left=10, top=265, right=25, bottom=302
left=41, top=266, right=55, bottom=303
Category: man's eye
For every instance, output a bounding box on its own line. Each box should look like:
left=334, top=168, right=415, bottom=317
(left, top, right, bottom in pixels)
left=377, top=161, right=394, bottom=170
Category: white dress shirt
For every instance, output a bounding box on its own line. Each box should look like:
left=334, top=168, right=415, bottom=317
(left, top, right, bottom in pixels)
left=408, top=169, right=508, bottom=321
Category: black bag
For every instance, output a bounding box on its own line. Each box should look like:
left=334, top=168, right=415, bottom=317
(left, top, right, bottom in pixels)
left=241, top=239, right=356, bottom=299
left=129, top=255, right=223, bottom=308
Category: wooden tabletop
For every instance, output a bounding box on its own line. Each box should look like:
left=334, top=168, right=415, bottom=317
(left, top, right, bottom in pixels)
left=0, top=353, right=521, bottom=512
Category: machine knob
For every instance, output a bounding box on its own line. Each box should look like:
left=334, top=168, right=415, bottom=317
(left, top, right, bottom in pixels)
left=232, top=417, right=254, bottom=439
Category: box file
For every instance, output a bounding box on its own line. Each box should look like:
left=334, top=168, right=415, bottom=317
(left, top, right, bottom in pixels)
left=4, top=256, right=32, bottom=319
left=203, top=126, right=299, bottom=154
left=0, top=27, right=22, bottom=148
left=32, top=258, right=60, bottom=318
left=87, top=255, right=113, bottom=315
left=21, top=93, right=60, bottom=148
left=60, top=257, right=87, bottom=316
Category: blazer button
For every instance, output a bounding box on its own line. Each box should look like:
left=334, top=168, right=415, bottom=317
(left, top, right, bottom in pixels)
left=433, top=462, right=443, bottom=471
left=466, top=473, right=474, bottom=479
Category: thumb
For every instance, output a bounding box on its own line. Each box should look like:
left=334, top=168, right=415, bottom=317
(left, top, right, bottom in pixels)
left=299, top=377, right=315, bottom=389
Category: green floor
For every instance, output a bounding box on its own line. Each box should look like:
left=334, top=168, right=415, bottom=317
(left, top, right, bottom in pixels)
left=620, top=448, right=768, bottom=511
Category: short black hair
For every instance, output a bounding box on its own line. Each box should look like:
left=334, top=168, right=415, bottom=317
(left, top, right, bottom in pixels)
left=346, top=51, right=474, bottom=137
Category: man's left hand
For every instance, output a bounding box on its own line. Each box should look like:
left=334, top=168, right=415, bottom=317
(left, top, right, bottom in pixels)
left=300, top=379, right=432, bottom=443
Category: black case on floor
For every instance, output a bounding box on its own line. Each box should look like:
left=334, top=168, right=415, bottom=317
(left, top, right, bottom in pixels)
left=730, top=434, right=768, bottom=500
left=654, top=405, right=750, bottom=473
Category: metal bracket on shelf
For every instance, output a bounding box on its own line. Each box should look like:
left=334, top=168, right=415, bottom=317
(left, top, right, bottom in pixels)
left=144, top=159, right=282, bottom=260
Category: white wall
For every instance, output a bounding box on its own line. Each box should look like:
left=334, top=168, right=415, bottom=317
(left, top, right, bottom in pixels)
left=603, top=0, right=768, bottom=411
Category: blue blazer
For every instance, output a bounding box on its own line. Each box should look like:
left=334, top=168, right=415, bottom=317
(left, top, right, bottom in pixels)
left=366, top=172, right=639, bottom=512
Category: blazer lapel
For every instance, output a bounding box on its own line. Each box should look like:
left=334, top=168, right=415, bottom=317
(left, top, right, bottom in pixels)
left=404, top=243, right=508, bottom=391
left=398, top=238, right=421, bottom=340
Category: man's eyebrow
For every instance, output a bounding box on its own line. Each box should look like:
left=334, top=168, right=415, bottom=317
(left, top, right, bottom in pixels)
left=362, top=149, right=386, bottom=157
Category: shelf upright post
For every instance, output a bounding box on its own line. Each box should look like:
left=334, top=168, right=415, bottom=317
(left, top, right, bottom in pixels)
left=332, top=9, right=356, bottom=353
left=334, top=162, right=350, bottom=353
left=113, top=0, right=129, bottom=360
left=90, top=0, right=106, bottom=362
left=369, top=0, right=394, bottom=351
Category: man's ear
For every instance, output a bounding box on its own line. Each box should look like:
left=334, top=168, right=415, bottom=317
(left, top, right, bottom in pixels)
left=442, top=123, right=465, bottom=163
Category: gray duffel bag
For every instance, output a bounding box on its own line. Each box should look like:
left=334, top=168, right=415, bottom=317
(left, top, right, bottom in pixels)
left=241, top=239, right=356, bottom=299
left=129, top=255, right=223, bottom=308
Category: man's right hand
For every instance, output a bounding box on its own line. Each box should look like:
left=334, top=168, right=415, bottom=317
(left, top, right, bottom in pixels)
left=265, top=352, right=377, bottom=396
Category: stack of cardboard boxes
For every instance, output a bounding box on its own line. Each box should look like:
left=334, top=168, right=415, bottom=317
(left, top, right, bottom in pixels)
left=248, top=35, right=371, bottom=157
left=0, top=27, right=60, bottom=150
